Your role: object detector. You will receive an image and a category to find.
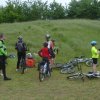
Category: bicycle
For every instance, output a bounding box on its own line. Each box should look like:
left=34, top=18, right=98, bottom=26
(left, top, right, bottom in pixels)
left=76, top=56, right=93, bottom=67
left=53, top=56, right=93, bottom=71
left=38, top=60, right=51, bottom=82
left=59, top=56, right=84, bottom=74
left=66, top=57, right=86, bottom=82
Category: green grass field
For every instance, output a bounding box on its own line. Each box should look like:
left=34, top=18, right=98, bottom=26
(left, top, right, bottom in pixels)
left=0, top=19, right=100, bottom=100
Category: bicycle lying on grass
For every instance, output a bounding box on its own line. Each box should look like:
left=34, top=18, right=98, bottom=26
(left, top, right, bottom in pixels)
left=38, top=61, right=51, bottom=82
left=52, top=56, right=93, bottom=74
left=66, top=57, right=86, bottom=82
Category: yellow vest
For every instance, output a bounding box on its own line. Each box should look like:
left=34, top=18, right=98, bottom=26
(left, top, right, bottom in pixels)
left=91, top=46, right=99, bottom=58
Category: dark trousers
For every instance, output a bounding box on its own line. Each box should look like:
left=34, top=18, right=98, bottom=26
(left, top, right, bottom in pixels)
left=0, top=56, right=7, bottom=78
left=42, top=57, right=50, bottom=74
left=17, top=52, right=26, bottom=69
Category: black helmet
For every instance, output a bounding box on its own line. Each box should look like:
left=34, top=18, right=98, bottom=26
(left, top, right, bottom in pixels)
left=43, top=42, right=48, bottom=47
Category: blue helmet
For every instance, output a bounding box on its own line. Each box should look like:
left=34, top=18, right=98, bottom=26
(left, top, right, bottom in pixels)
left=91, top=41, right=97, bottom=46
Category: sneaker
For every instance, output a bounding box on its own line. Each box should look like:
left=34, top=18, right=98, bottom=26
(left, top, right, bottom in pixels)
left=16, top=69, right=19, bottom=72
left=25, top=68, right=28, bottom=72
left=0, top=72, right=3, bottom=76
left=4, top=77, right=11, bottom=80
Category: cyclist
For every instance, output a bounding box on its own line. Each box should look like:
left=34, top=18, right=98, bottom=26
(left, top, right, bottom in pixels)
left=91, top=41, right=100, bottom=74
left=15, top=36, right=27, bottom=71
left=38, top=42, right=51, bottom=74
left=45, top=34, right=55, bottom=69
left=0, top=33, right=11, bottom=80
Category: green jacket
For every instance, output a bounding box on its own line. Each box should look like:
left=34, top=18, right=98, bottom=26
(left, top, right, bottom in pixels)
left=0, top=40, right=7, bottom=56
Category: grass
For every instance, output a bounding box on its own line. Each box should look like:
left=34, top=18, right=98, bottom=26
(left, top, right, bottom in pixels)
left=0, top=19, right=100, bottom=100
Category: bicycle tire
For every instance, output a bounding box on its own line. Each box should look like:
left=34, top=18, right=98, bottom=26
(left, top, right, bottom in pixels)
left=54, top=63, right=64, bottom=68
left=85, top=60, right=92, bottom=67
left=67, top=73, right=85, bottom=81
left=47, top=69, right=51, bottom=77
left=39, top=72, right=45, bottom=82
left=60, top=64, right=75, bottom=74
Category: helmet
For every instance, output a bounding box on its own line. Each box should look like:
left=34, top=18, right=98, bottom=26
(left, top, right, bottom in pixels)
left=45, top=34, right=50, bottom=38
left=26, top=53, right=33, bottom=58
left=91, top=41, right=97, bottom=46
left=51, top=39, right=55, bottom=42
left=43, top=42, right=48, bottom=47
left=18, top=35, right=23, bottom=40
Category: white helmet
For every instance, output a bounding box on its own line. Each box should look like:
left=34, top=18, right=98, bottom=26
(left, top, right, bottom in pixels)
left=26, top=53, right=33, bottom=58
left=45, top=34, right=50, bottom=38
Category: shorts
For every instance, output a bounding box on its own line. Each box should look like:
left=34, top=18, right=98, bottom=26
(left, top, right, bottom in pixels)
left=49, top=49, right=55, bottom=58
left=92, top=58, right=98, bottom=64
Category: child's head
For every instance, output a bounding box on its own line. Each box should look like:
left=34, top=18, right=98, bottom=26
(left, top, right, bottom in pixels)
left=26, top=53, right=33, bottom=58
left=43, top=42, right=48, bottom=47
left=91, top=41, right=97, bottom=46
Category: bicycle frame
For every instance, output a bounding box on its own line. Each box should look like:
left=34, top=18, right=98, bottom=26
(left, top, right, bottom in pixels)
left=66, top=57, right=85, bottom=81
left=39, top=62, right=51, bottom=82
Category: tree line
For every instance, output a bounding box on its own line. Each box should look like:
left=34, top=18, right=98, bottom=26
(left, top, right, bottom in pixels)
left=0, top=0, right=100, bottom=23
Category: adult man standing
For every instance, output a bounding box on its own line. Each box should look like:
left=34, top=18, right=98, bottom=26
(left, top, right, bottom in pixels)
left=15, top=36, right=27, bottom=71
left=0, top=33, right=11, bottom=80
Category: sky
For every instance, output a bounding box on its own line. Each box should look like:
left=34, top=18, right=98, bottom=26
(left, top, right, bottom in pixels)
left=0, top=0, right=71, bottom=6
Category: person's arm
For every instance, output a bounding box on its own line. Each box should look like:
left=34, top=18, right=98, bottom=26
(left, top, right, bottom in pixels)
left=0, top=41, right=7, bottom=56
left=15, top=42, right=18, bottom=50
left=38, top=49, right=43, bottom=57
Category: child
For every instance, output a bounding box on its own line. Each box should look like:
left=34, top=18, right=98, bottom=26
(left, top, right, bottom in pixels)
left=26, top=53, right=35, bottom=68
left=38, top=42, right=51, bottom=73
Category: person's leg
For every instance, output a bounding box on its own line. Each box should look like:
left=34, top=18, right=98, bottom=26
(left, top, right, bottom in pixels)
left=1, top=61, right=11, bottom=80
left=93, top=64, right=97, bottom=73
left=92, top=58, right=97, bottom=73
left=17, top=52, right=21, bottom=69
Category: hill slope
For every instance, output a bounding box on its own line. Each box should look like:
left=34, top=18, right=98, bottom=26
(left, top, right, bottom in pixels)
left=0, top=19, right=100, bottom=100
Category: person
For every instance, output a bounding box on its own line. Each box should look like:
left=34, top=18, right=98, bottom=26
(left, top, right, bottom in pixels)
left=15, top=36, right=27, bottom=71
left=0, top=33, right=11, bottom=80
left=45, top=34, right=55, bottom=68
left=26, top=53, right=36, bottom=68
left=51, top=39, right=59, bottom=57
left=38, top=42, right=51, bottom=74
left=91, top=41, right=99, bottom=74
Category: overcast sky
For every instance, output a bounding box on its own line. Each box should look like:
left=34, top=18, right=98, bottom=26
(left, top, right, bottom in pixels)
left=0, top=0, right=71, bottom=6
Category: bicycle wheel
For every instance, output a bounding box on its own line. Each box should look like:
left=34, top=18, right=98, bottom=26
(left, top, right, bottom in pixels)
left=85, top=60, right=93, bottom=67
left=60, top=65, right=75, bottom=74
left=47, top=69, right=51, bottom=77
left=39, top=72, right=45, bottom=82
left=67, top=73, right=85, bottom=81
left=54, top=63, right=64, bottom=68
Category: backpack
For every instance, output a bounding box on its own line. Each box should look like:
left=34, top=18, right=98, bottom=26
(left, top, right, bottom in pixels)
left=26, top=58, right=35, bottom=68
left=16, top=41, right=27, bottom=52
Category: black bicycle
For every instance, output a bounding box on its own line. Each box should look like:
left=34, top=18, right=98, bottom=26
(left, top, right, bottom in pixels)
left=38, top=61, right=51, bottom=82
